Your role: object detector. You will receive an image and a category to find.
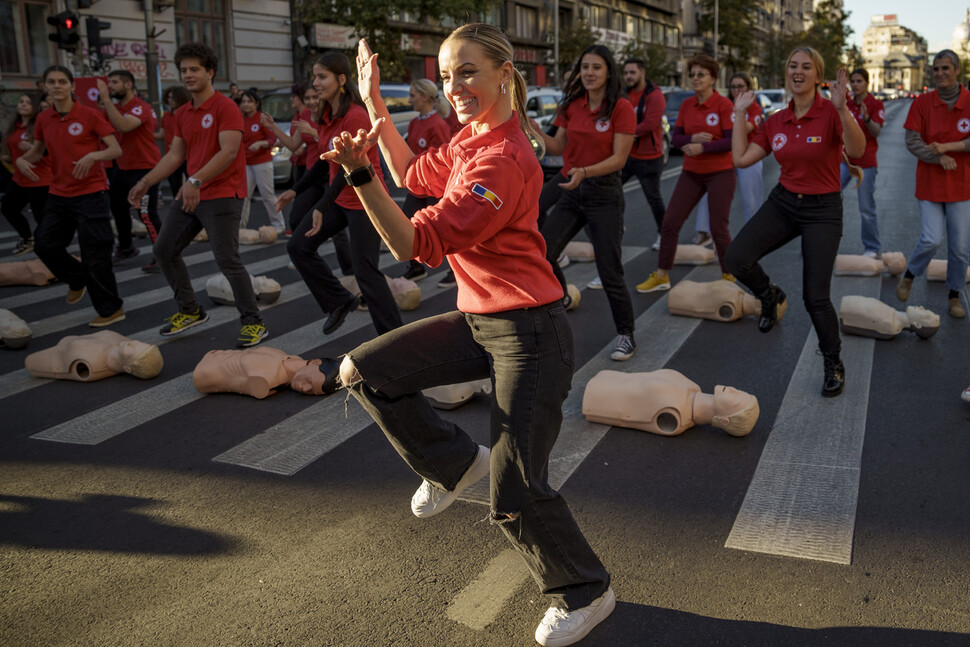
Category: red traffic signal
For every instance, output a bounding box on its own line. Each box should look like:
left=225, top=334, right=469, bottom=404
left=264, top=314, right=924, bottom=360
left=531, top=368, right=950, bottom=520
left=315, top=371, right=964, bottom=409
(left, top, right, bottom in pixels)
left=47, top=11, right=80, bottom=52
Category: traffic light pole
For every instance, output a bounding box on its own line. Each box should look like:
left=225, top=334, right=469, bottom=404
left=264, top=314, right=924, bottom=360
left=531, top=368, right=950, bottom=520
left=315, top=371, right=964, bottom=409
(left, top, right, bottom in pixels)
left=142, top=0, right=161, bottom=117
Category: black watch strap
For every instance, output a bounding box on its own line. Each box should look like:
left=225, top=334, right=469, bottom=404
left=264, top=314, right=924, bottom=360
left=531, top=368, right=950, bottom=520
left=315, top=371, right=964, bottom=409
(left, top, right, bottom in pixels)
left=344, top=164, right=376, bottom=187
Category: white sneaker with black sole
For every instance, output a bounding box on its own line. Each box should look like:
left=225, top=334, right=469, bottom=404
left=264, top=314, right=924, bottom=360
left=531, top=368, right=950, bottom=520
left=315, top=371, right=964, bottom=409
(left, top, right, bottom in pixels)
left=651, top=236, right=661, bottom=251
left=587, top=276, right=603, bottom=290
left=411, top=445, right=490, bottom=518
left=610, top=334, right=636, bottom=361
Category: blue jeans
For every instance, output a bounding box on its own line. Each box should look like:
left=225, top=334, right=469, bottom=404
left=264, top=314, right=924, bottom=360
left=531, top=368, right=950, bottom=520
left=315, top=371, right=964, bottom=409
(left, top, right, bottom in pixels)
left=840, top=163, right=881, bottom=254
left=696, top=161, right=764, bottom=231
left=907, top=199, right=970, bottom=292
left=345, top=305, right=610, bottom=610
left=541, top=172, right=635, bottom=335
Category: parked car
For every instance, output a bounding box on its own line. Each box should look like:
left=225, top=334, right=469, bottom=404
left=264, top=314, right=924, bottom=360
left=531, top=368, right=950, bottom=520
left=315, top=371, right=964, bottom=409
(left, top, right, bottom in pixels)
left=379, top=83, right=419, bottom=137
left=260, top=86, right=298, bottom=187
left=758, top=88, right=789, bottom=115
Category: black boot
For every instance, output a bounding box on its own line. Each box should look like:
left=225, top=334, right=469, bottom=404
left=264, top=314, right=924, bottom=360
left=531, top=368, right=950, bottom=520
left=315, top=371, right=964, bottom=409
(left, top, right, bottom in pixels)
left=822, top=353, right=845, bottom=397
left=757, top=284, right=787, bottom=333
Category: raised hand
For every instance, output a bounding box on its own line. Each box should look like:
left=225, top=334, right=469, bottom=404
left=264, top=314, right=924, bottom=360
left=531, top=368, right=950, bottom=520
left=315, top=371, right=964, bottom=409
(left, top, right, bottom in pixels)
left=831, top=68, right=849, bottom=110
left=322, top=118, right=384, bottom=170
left=356, top=39, right=382, bottom=106
left=735, top=90, right=756, bottom=114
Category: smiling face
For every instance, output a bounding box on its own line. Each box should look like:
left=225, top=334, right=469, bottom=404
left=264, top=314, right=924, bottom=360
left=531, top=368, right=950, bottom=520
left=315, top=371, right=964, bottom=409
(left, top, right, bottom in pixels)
left=239, top=94, right=256, bottom=116
left=786, top=51, right=819, bottom=96
left=179, top=57, right=214, bottom=94
left=689, top=65, right=714, bottom=95
left=438, top=39, right=511, bottom=128
left=303, top=87, right=318, bottom=112
left=933, top=56, right=959, bottom=90
left=312, top=63, right=344, bottom=108
left=580, top=53, right=609, bottom=94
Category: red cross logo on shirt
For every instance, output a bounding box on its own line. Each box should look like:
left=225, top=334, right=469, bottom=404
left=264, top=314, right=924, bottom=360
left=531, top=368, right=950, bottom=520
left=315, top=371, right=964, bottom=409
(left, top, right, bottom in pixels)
left=201, top=114, right=214, bottom=129
left=595, top=118, right=611, bottom=132
left=68, top=122, right=83, bottom=136
left=706, top=113, right=719, bottom=126
left=132, top=105, right=143, bottom=116
left=87, top=87, right=100, bottom=102
left=958, top=118, right=970, bottom=134
left=771, top=133, right=787, bottom=151
left=251, top=124, right=259, bottom=132
left=418, top=137, right=427, bottom=148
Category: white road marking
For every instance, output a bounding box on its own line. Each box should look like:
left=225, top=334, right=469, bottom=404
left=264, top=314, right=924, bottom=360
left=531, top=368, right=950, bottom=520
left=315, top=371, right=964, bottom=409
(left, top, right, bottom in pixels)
left=724, top=275, right=879, bottom=564
left=445, top=549, right=529, bottom=631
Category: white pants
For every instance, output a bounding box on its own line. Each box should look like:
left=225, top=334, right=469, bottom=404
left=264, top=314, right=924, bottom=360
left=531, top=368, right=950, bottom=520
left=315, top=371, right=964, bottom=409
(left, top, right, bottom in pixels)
left=242, top=161, right=284, bottom=231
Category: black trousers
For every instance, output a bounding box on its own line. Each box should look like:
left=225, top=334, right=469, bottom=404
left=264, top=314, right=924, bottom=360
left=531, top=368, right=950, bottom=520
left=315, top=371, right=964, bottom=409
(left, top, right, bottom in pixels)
left=110, top=168, right=160, bottom=248
left=35, top=191, right=123, bottom=316
left=1, top=182, right=48, bottom=239
left=725, top=184, right=843, bottom=355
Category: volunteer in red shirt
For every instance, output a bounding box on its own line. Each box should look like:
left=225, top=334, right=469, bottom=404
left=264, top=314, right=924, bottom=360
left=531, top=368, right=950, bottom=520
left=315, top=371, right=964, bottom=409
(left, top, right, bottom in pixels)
left=156, top=85, right=191, bottom=206
left=97, top=70, right=162, bottom=264
left=638, top=54, right=736, bottom=294
left=238, top=90, right=284, bottom=232
left=840, top=68, right=885, bottom=257
left=694, top=71, right=766, bottom=241
left=398, top=78, right=452, bottom=282
left=16, top=65, right=125, bottom=327
left=285, top=50, right=402, bottom=337
left=2, top=92, right=50, bottom=256
left=129, top=43, right=268, bottom=348
left=327, top=28, right=614, bottom=647
left=536, top=45, right=637, bottom=361
left=897, top=49, right=970, bottom=320
left=726, top=47, right=865, bottom=397
left=621, top=57, right=667, bottom=251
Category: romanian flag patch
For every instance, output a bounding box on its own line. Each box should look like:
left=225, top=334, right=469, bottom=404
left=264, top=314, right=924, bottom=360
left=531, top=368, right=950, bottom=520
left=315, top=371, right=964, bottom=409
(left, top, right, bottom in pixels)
left=806, top=136, right=822, bottom=143
left=471, top=183, right=503, bottom=210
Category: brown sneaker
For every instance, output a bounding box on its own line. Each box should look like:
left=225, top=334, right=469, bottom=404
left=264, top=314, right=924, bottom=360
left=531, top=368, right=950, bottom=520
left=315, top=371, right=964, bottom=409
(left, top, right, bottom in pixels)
left=89, top=308, right=126, bottom=328
left=896, top=276, right=913, bottom=302
left=949, top=298, right=966, bottom=318
left=66, top=286, right=87, bottom=304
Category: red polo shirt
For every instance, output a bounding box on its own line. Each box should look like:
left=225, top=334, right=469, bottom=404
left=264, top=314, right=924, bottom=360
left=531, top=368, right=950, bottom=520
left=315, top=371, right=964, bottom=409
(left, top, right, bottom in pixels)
left=161, top=111, right=176, bottom=152
left=846, top=93, right=884, bottom=168
left=554, top=95, right=635, bottom=176
left=407, top=112, right=451, bottom=155
left=290, top=108, right=310, bottom=167
left=172, top=91, right=247, bottom=200
left=627, top=86, right=667, bottom=160
left=34, top=102, right=114, bottom=197
left=731, top=102, right=763, bottom=145
left=115, top=96, right=160, bottom=170
left=753, top=93, right=844, bottom=195
left=675, top=91, right=735, bottom=173
left=905, top=88, right=970, bottom=202
left=241, top=112, right=276, bottom=165
left=7, top=121, right=51, bottom=187
left=317, top=103, right=386, bottom=210
left=406, top=113, right=562, bottom=314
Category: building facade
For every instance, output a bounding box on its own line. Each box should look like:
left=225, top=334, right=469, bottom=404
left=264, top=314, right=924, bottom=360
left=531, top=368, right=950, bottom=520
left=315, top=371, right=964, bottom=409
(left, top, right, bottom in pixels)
left=861, top=14, right=927, bottom=92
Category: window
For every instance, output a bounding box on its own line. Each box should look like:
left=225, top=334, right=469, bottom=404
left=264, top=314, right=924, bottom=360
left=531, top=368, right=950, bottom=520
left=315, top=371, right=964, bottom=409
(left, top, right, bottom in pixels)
left=175, top=0, right=229, bottom=80
left=625, top=15, right=638, bottom=40
left=515, top=5, right=537, bottom=39
left=482, top=6, right=502, bottom=26
left=0, top=0, right=55, bottom=77
left=588, top=5, right=608, bottom=29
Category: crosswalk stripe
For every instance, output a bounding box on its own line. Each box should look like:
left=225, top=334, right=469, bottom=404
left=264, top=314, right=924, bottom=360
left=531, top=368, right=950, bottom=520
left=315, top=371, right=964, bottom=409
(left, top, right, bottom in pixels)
left=445, top=549, right=528, bottom=631
left=724, top=275, right=879, bottom=564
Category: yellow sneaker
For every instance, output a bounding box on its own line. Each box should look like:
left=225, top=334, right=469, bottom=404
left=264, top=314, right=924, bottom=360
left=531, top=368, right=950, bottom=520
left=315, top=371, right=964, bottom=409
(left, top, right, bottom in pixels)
left=721, top=273, right=736, bottom=283
left=636, top=271, right=671, bottom=293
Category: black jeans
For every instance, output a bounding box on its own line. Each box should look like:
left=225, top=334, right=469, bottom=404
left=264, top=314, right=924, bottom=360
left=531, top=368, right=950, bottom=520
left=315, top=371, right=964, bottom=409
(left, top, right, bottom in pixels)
left=621, top=156, right=666, bottom=232
left=287, top=201, right=402, bottom=335
left=166, top=162, right=187, bottom=200
left=35, top=191, right=123, bottom=316
left=289, top=181, right=354, bottom=276
left=110, top=168, right=160, bottom=247
left=541, top=172, right=635, bottom=336
left=725, top=184, right=843, bottom=355
left=345, top=305, right=610, bottom=610
left=153, top=197, right=261, bottom=324
left=1, top=182, right=48, bottom=239
left=537, top=174, right=565, bottom=230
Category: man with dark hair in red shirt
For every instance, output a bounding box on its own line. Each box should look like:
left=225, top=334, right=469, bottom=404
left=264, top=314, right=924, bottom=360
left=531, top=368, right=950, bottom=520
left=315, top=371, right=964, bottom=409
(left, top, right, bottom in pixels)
left=97, top=70, right=162, bottom=269
left=129, top=43, right=268, bottom=348
left=16, top=65, right=126, bottom=328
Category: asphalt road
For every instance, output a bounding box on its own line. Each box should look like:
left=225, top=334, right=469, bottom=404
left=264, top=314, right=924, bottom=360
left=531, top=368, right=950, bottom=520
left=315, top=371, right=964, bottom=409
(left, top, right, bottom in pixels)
left=1, top=99, right=968, bottom=647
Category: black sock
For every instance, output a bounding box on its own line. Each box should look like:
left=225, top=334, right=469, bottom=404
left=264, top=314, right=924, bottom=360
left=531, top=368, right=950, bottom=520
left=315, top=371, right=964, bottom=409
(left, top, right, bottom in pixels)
left=905, top=270, right=915, bottom=280
left=950, top=290, right=959, bottom=300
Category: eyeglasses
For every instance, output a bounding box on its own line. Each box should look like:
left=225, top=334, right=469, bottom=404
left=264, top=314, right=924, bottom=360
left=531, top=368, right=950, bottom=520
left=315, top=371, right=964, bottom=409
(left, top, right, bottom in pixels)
left=730, top=84, right=747, bottom=89
left=688, top=72, right=709, bottom=78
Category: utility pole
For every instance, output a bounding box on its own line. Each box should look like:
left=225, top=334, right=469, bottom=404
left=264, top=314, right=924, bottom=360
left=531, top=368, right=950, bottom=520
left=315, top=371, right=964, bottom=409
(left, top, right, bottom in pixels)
left=713, top=0, right=719, bottom=60
left=142, top=0, right=162, bottom=117
left=553, top=0, right=559, bottom=86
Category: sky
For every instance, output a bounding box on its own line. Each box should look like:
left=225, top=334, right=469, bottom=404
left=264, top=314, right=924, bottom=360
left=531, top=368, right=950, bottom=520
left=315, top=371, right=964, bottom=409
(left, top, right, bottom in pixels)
left=844, top=0, right=967, bottom=52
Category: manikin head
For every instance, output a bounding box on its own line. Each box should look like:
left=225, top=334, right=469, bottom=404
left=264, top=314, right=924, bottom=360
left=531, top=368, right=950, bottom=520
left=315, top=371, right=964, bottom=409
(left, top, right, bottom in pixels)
left=288, top=357, right=340, bottom=395
left=904, top=306, right=941, bottom=339
left=93, top=339, right=163, bottom=380
left=709, top=386, right=759, bottom=437
left=881, top=252, right=906, bottom=275
left=257, top=226, right=278, bottom=244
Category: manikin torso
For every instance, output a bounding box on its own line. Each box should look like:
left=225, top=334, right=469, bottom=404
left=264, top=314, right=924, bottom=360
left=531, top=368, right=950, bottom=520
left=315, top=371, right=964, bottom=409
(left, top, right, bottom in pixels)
left=668, top=280, right=761, bottom=322
left=0, top=258, right=55, bottom=286
left=839, top=295, right=940, bottom=339
left=927, top=259, right=970, bottom=282
left=193, top=347, right=303, bottom=399
left=25, top=330, right=163, bottom=381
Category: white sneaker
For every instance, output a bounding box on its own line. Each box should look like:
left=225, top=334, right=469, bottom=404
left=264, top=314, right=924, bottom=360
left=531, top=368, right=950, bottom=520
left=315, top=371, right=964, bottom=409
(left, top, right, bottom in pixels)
left=535, top=587, right=616, bottom=646
left=651, top=236, right=661, bottom=251
left=587, top=276, right=603, bottom=290
left=557, top=253, right=570, bottom=269
left=863, top=250, right=880, bottom=259
left=410, top=445, right=490, bottom=518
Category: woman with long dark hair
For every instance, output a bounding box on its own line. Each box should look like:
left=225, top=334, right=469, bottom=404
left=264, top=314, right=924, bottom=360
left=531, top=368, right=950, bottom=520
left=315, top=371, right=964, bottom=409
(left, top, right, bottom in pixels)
left=285, top=51, right=401, bottom=336
left=238, top=90, right=284, bottom=232
left=726, top=48, right=865, bottom=397
left=2, top=92, right=50, bottom=255
left=536, top=44, right=637, bottom=361
left=326, top=26, right=614, bottom=646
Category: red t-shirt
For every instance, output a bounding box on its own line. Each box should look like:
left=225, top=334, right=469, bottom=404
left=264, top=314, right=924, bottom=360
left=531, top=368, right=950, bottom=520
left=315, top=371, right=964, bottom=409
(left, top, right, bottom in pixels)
left=115, top=96, right=160, bottom=170
left=290, top=108, right=309, bottom=167
left=554, top=95, right=635, bottom=176
left=846, top=93, right=884, bottom=168
left=161, top=111, right=176, bottom=152
left=406, top=113, right=562, bottom=314
left=34, top=102, right=114, bottom=197
left=731, top=102, right=763, bottom=145
left=7, top=121, right=51, bottom=187
left=407, top=112, right=451, bottom=155
left=675, top=91, right=735, bottom=173
left=241, top=112, right=276, bottom=165
left=627, top=85, right=667, bottom=160
left=905, top=88, right=970, bottom=202
left=317, top=103, right=386, bottom=210
left=753, top=93, right=844, bottom=195
left=172, top=91, right=247, bottom=200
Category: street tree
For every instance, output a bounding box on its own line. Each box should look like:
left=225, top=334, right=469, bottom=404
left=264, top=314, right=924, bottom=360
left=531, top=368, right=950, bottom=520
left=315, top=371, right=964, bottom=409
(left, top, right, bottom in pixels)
left=799, top=0, right=853, bottom=80
left=697, top=0, right=758, bottom=70
left=621, top=41, right=670, bottom=85
left=557, top=19, right=597, bottom=75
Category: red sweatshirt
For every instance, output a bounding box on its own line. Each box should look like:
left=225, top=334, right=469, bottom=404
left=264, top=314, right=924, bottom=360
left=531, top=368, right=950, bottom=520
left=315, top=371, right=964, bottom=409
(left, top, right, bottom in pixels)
left=406, top=114, right=562, bottom=314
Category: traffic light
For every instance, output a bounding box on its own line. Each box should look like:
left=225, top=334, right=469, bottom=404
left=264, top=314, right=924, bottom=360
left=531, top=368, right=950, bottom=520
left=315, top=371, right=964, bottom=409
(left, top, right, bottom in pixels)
left=47, top=11, right=80, bottom=52
left=86, top=17, right=113, bottom=63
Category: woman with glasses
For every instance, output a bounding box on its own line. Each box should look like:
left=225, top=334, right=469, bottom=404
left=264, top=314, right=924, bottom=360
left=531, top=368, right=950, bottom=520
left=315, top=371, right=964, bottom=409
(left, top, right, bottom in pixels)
left=637, top=55, right=736, bottom=294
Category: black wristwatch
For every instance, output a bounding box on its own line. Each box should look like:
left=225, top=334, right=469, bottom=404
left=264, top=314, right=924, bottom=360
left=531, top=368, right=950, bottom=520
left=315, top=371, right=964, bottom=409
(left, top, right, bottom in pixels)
left=344, top=164, right=375, bottom=187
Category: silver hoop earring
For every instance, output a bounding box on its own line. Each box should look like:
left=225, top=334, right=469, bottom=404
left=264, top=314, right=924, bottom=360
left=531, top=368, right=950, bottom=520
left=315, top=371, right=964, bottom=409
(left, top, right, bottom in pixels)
left=501, top=83, right=507, bottom=95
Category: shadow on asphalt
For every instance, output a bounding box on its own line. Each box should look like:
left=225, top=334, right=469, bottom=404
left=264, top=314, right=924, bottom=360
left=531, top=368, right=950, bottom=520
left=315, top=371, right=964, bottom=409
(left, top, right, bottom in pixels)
left=584, top=602, right=970, bottom=646
left=0, top=494, right=238, bottom=555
